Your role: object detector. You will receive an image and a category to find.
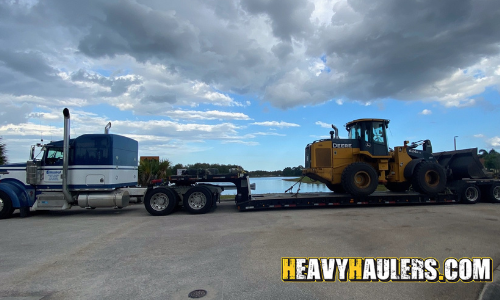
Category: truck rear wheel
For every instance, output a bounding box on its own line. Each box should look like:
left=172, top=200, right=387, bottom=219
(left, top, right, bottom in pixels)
left=487, top=183, right=500, bottom=203
left=183, top=186, right=213, bottom=214
left=411, top=162, right=446, bottom=196
left=0, top=191, right=15, bottom=219
left=460, top=184, right=481, bottom=204
left=341, top=162, right=379, bottom=197
left=326, top=183, right=345, bottom=193
left=144, top=188, right=177, bottom=216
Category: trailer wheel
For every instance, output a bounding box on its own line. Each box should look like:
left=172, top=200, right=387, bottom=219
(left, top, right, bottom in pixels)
left=385, top=182, right=411, bottom=192
left=411, top=162, right=446, bottom=196
left=183, top=186, right=213, bottom=214
left=326, top=183, right=345, bottom=193
left=460, top=184, right=481, bottom=204
left=487, top=183, right=500, bottom=203
left=0, top=191, right=15, bottom=219
left=341, top=162, right=379, bottom=197
left=144, top=188, right=177, bottom=216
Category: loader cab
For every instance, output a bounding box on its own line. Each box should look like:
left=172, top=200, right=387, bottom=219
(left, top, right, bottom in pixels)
left=346, top=119, right=390, bottom=156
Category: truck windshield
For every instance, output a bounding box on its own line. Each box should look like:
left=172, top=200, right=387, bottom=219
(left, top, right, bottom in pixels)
left=45, top=148, right=64, bottom=165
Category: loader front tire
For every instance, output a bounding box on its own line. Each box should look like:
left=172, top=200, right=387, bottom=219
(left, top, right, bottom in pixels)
left=411, top=162, right=446, bottom=196
left=341, top=163, right=379, bottom=197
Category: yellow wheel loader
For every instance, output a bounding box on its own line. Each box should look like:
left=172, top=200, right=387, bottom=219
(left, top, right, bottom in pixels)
left=303, top=119, right=447, bottom=197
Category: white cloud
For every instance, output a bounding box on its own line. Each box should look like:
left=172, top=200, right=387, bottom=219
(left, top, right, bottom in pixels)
left=474, top=134, right=485, bottom=138
left=315, top=121, right=332, bottom=128
left=488, top=137, right=500, bottom=147
left=420, top=109, right=432, bottom=115
left=165, top=110, right=251, bottom=121
left=251, top=121, right=300, bottom=128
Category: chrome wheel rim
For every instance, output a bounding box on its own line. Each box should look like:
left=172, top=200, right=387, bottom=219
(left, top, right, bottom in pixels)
left=188, top=192, right=207, bottom=210
left=0, top=198, right=4, bottom=212
left=150, top=193, right=169, bottom=212
left=493, top=186, right=500, bottom=201
left=465, top=187, right=479, bottom=201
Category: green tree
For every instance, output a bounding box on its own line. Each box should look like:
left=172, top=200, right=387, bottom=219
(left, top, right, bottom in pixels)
left=0, top=137, right=6, bottom=165
left=138, top=158, right=172, bottom=185
left=479, top=149, right=500, bottom=176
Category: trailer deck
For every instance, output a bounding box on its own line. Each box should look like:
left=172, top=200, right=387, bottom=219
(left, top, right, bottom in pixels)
left=236, top=191, right=459, bottom=211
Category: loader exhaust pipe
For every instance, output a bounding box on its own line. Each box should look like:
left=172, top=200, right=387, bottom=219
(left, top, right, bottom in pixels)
left=62, top=108, right=72, bottom=208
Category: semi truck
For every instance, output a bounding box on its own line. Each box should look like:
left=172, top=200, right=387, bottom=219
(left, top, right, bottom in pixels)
left=0, top=108, right=139, bottom=219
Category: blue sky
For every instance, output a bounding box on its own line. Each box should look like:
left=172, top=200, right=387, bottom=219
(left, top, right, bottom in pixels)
left=0, top=0, right=499, bottom=171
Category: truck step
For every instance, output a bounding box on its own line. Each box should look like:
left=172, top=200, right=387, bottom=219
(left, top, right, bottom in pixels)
left=34, top=192, right=71, bottom=210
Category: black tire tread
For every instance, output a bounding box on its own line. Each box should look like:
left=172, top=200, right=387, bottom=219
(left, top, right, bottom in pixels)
left=341, top=162, right=379, bottom=197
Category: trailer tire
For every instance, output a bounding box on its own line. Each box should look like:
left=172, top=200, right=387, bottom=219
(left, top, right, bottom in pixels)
left=183, top=186, right=213, bottom=214
left=326, top=183, right=345, bottom=194
left=341, top=162, right=379, bottom=197
left=0, top=190, right=15, bottom=219
left=144, top=188, right=177, bottom=216
left=460, top=184, right=481, bottom=204
left=487, top=183, right=500, bottom=203
left=385, top=182, right=411, bottom=192
left=411, top=162, right=446, bottom=196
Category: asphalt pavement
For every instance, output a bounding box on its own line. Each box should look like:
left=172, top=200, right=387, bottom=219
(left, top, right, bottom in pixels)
left=0, top=202, right=499, bottom=300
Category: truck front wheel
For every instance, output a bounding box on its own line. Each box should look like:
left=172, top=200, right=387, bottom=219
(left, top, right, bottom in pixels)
left=144, top=188, right=177, bottom=216
left=183, top=186, right=213, bottom=214
left=0, top=191, right=15, bottom=219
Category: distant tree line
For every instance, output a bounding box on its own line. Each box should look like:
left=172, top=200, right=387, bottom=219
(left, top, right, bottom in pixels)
left=138, top=158, right=306, bottom=185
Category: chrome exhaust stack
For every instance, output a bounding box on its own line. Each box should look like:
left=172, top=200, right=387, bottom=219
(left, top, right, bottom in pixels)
left=104, top=122, right=111, bottom=134
left=62, top=108, right=72, bottom=209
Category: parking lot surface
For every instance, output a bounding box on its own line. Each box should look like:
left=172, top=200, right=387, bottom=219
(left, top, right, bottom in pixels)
left=1, top=202, right=499, bottom=300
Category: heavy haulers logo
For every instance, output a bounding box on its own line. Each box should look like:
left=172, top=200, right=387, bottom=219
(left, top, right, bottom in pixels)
left=282, top=257, right=493, bottom=282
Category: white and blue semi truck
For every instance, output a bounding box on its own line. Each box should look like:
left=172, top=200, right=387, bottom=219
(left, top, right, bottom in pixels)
left=0, top=108, right=139, bottom=219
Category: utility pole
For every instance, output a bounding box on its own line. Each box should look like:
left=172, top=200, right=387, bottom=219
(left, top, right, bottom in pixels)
left=454, top=136, right=458, bottom=150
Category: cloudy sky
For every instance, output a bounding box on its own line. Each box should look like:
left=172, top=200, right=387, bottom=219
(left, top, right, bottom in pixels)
left=0, top=0, right=499, bottom=171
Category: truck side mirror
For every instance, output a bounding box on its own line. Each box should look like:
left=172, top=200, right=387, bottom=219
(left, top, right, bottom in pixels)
left=29, top=146, right=34, bottom=160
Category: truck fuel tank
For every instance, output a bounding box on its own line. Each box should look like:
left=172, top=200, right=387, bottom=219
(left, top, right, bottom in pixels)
left=77, top=190, right=130, bottom=208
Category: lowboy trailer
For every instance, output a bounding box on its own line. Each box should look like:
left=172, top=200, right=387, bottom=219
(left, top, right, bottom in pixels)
left=142, top=172, right=469, bottom=216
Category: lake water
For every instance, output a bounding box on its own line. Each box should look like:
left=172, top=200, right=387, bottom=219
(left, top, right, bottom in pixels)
left=221, top=176, right=330, bottom=195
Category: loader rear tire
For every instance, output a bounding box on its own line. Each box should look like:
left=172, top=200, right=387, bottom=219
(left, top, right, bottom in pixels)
left=385, top=182, right=411, bottom=192
left=0, top=191, right=15, bottom=219
left=487, top=183, right=500, bottom=203
left=144, top=188, right=177, bottom=216
left=341, top=162, right=379, bottom=197
left=326, top=183, right=345, bottom=194
left=411, top=162, right=446, bottom=196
